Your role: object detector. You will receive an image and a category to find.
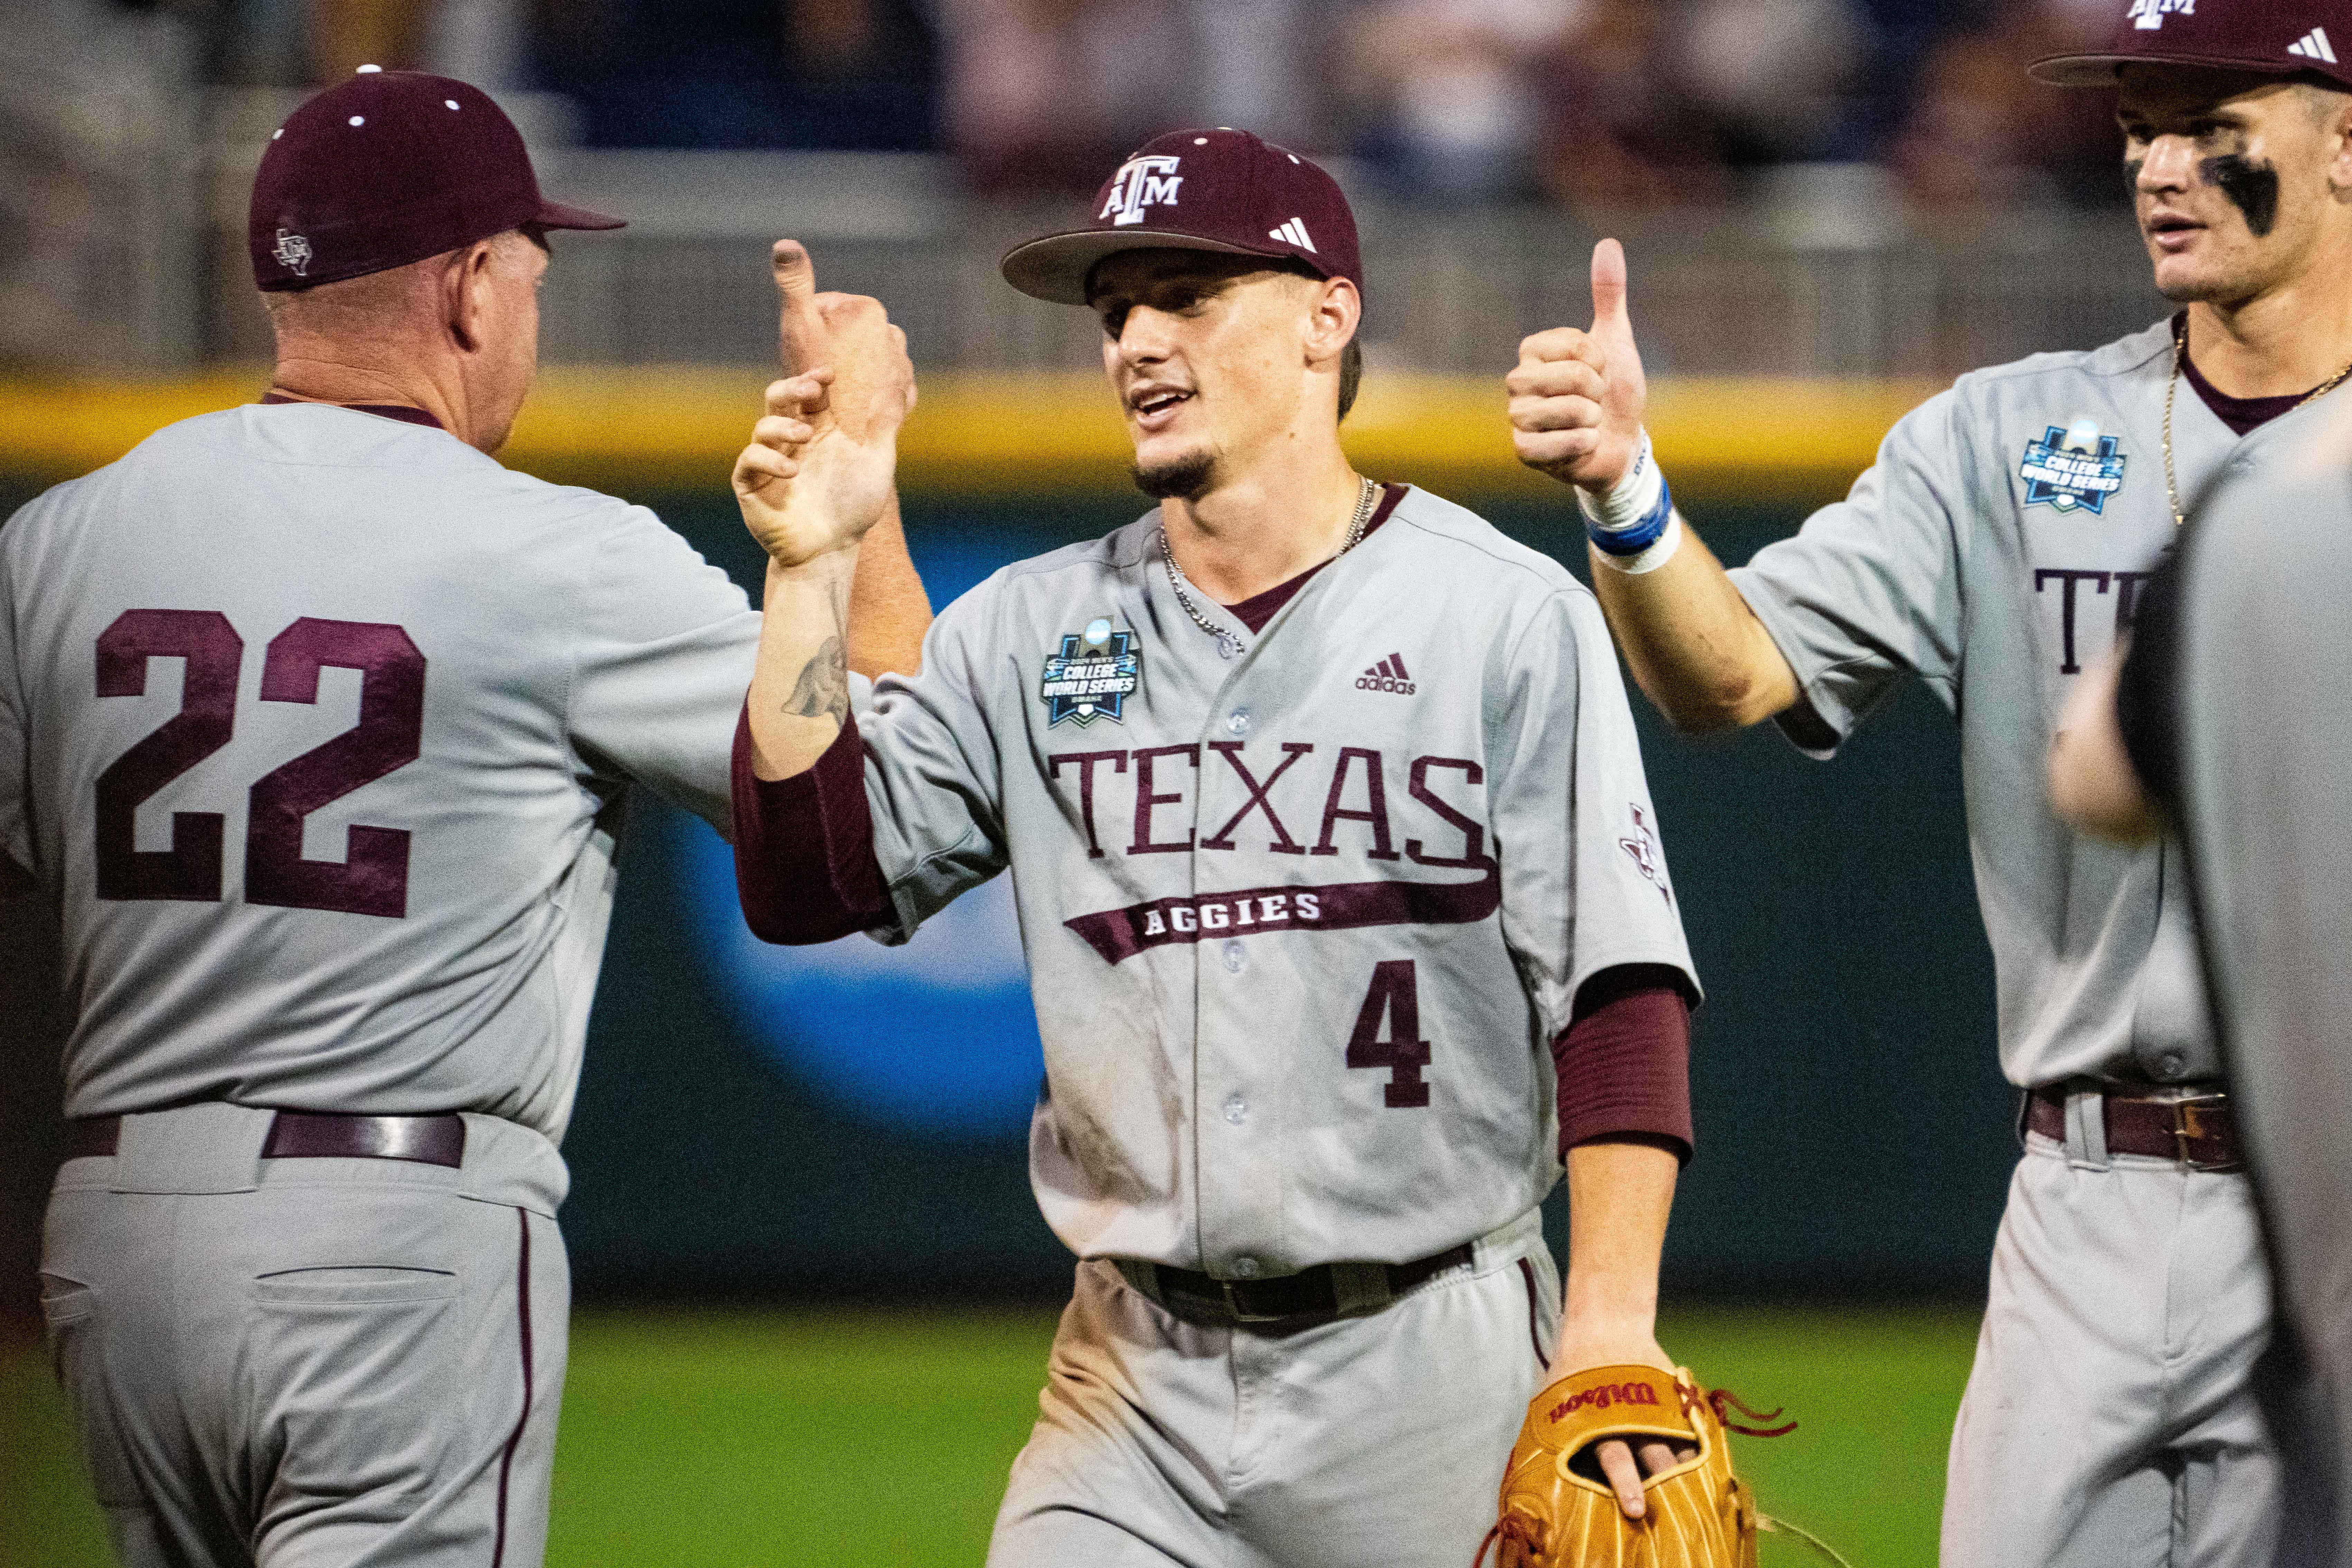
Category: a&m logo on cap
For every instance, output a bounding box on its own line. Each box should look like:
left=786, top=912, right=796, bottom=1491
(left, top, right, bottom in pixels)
left=2020, top=420, right=2128, bottom=514
left=1040, top=618, right=1142, bottom=726
left=1100, top=155, right=1184, bottom=227
left=272, top=228, right=314, bottom=276
left=2127, top=0, right=2196, bottom=30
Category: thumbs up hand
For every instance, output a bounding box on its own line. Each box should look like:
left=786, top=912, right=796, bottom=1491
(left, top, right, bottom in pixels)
left=1507, top=239, right=1649, bottom=493
left=736, top=239, right=913, bottom=570
left=771, top=237, right=916, bottom=446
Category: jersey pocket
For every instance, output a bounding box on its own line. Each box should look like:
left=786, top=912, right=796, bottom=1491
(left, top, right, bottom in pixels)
left=39, top=1274, right=146, bottom=1507
left=246, top=1267, right=463, bottom=1510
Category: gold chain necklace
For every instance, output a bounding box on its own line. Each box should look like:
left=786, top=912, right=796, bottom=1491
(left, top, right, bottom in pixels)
left=2162, top=335, right=2352, bottom=529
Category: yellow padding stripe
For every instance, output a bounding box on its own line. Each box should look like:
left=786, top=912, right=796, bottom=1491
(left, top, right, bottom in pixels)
left=0, top=370, right=1935, bottom=499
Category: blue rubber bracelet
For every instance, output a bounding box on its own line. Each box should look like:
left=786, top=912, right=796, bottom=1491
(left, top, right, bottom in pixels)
left=1587, top=476, right=1674, bottom=557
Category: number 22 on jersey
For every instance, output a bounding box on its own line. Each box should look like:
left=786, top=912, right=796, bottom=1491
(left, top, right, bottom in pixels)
left=93, top=609, right=426, bottom=918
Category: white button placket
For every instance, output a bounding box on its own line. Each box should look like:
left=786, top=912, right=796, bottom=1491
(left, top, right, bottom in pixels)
left=1191, top=635, right=1276, bottom=1281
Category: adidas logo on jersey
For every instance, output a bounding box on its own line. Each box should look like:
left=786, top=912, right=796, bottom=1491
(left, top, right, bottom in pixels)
left=1269, top=217, right=1317, bottom=252
left=1356, top=654, right=1415, bottom=695
left=2289, top=26, right=2338, bottom=63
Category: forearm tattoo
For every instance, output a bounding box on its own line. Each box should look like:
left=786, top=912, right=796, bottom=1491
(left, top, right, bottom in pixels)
left=783, top=635, right=850, bottom=723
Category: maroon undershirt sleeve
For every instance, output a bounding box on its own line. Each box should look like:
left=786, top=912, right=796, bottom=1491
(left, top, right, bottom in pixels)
left=729, top=706, right=895, bottom=945
left=1552, top=963, right=1695, bottom=1165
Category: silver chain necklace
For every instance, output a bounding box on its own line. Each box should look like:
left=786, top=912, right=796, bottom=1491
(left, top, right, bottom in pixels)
left=1161, top=476, right=1379, bottom=660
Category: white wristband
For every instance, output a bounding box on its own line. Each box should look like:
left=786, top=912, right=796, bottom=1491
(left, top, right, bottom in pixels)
left=1575, top=428, right=1668, bottom=541
left=1594, top=512, right=1683, bottom=575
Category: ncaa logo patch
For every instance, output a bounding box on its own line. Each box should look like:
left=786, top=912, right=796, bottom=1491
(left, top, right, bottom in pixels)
left=1041, top=617, right=1141, bottom=726
left=1100, top=155, right=1184, bottom=227
left=2019, top=421, right=2127, bottom=515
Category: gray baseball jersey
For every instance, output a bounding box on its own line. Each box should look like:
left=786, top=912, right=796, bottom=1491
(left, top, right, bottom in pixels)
left=2132, top=389, right=2352, bottom=1568
left=1732, top=318, right=2223, bottom=1090
left=0, top=402, right=758, bottom=1142
left=848, top=484, right=1698, bottom=1277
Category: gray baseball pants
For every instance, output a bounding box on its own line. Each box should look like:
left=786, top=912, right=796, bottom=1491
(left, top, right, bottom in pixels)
left=1941, top=1120, right=2280, bottom=1568
left=38, top=1103, right=569, bottom=1568
left=986, top=1209, right=1558, bottom=1568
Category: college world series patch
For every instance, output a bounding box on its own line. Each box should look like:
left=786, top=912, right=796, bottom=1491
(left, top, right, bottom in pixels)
left=2019, top=421, right=2127, bottom=515
left=1040, top=618, right=1141, bottom=727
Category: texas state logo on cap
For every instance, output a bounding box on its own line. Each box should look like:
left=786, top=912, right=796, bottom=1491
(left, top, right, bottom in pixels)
left=2034, top=0, right=2352, bottom=87
left=1000, top=128, right=1364, bottom=306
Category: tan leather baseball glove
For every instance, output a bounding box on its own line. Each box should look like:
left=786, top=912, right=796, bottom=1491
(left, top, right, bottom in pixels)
left=1478, top=1363, right=1783, bottom=1568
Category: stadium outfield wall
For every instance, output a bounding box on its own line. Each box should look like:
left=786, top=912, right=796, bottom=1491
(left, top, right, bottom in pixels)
left=0, top=372, right=2015, bottom=1304
left=0, top=371, right=1936, bottom=500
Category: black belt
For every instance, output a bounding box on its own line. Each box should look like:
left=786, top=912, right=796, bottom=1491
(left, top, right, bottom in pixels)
left=64, top=1110, right=467, bottom=1169
left=2024, top=1082, right=2243, bottom=1172
left=1122, top=1241, right=1475, bottom=1332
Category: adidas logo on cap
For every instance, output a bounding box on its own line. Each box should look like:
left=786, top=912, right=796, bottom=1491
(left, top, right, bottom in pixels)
left=1270, top=217, right=1317, bottom=252
left=1355, top=653, right=1416, bottom=695
left=2289, top=26, right=2338, bottom=62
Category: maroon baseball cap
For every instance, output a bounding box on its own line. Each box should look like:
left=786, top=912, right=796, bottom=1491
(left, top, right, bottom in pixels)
left=2033, top=0, right=2352, bottom=89
left=250, top=67, right=623, bottom=292
left=1000, top=128, right=1363, bottom=306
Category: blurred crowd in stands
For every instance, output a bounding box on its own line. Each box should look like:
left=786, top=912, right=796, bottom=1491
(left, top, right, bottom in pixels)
left=121, top=0, right=2133, bottom=208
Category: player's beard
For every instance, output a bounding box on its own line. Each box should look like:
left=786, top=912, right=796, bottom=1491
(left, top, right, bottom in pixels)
left=1132, top=450, right=1217, bottom=502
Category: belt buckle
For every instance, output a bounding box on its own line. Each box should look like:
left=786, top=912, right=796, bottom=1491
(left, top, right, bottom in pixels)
left=1220, top=1280, right=1291, bottom=1326
left=2168, top=1091, right=2241, bottom=1173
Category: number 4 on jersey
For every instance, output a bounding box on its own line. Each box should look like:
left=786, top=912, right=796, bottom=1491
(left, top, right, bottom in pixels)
left=1348, top=959, right=1432, bottom=1108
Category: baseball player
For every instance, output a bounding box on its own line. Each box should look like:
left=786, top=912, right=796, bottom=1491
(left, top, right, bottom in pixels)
left=726, top=128, right=1706, bottom=1565
left=0, top=70, right=926, bottom=1567
left=1507, top=4, right=2352, bottom=1563
left=2051, top=389, right=2352, bottom=1568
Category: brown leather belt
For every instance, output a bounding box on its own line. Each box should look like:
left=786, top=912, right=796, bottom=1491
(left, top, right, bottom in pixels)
left=1125, top=1241, right=1475, bottom=1332
left=2025, top=1083, right=2243, bottom=1172
left=63, top=1111, right=467, bottom=1169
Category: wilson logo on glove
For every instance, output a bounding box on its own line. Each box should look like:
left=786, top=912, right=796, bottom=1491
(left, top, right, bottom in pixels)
left=1481, top=1365, right=1851, bottom=1568
left=1547, top=1381, right=1661, bottom=1422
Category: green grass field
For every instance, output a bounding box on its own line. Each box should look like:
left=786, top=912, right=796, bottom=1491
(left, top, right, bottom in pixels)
left=0, top=1302, right=1977, bottom=1567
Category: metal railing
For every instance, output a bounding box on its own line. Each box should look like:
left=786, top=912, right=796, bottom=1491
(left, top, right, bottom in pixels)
left=0, top=5, right=203, bottom=372
left=17, top=74, right=2173, bottom=380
